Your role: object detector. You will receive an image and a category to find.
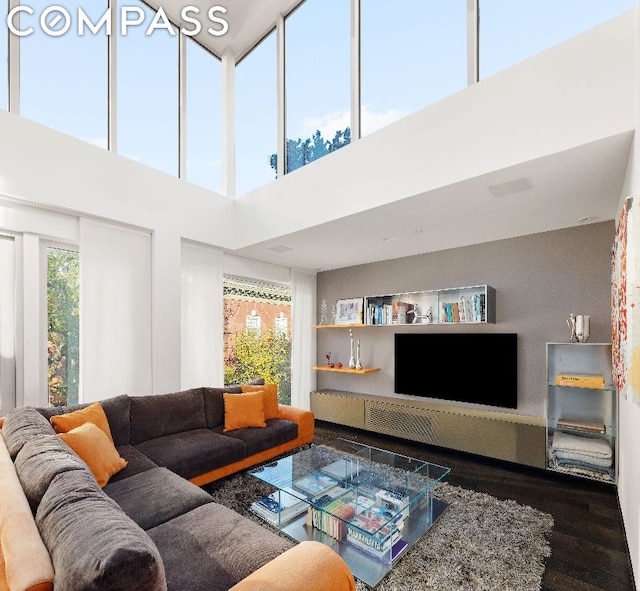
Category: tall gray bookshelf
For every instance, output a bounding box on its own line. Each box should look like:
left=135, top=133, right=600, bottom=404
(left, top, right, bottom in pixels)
left=546, top=342, right=617, bottom=483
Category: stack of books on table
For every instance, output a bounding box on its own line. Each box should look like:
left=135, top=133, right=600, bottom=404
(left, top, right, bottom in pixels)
left=346, top=505, right=407, bottom=561
left=250, top=489, right=308, bottom=526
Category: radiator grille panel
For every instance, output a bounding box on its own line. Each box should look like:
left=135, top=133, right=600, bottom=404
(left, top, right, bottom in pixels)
left=366, top=401, right=440, bottom=443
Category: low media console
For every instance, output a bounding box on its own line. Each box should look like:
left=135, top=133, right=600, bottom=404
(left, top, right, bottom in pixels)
left=310, top=389, right=546, bottom=469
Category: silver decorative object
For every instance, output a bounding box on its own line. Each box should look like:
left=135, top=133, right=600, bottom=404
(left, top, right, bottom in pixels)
left=319, top=298, right=328, bottom=325
left=576, top=315, right=590, bottom=343
left=567, top=313, right=577, bottom=343
left=355, top=339, right=362, bottom=370
left=348, top=329, right=356, bottom=368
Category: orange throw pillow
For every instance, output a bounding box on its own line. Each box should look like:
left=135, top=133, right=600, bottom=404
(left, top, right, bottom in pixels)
left=223, top=392, right=266, bottom=432
left=50, top=402, right=114, bottom=443
left=57, top=422, right=127, bottom=487
left=241, top=384, right=279, bottom=419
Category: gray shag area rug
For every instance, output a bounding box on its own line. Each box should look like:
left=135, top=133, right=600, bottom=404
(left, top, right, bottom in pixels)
left=206, top=466, right=553, bottom=591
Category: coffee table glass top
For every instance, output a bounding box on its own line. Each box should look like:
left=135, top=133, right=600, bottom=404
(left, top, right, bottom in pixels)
left=248, top=439, right=450, bottom=587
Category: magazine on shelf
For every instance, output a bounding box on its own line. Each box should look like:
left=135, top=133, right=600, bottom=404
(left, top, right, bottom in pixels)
left=293, top=472, right=340, bottom=498
left=250, top=490, right=308, bottom=526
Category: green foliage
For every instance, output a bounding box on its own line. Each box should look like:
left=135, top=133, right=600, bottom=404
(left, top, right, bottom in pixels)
left=47, top=249, right=80, bottom=407
left=224, top=328, right=291, bottom=404
left=270, top=127, right=351, bottom=175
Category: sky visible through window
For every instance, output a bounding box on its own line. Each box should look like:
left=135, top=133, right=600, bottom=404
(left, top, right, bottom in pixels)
left=0, top=0, right=636, bottom=193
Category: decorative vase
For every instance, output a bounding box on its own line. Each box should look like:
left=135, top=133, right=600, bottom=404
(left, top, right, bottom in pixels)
left=355, top=339, right=362, bottom=370
left=348, top=329, right=356, bottom=368
left=576, top=315, right=590, bottom=343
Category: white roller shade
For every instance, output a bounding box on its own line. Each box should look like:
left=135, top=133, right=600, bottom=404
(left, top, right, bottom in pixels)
left=181, top=242, right=224, bottom=389
left=0, top=235, right=16, bottom=414
left=80, top=220, right=152, bottom=401
left=291, top=269, right=316, bottom=410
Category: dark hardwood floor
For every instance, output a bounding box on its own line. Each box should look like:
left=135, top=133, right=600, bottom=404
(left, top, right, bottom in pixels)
left=313, top=420, right=636, bottom=591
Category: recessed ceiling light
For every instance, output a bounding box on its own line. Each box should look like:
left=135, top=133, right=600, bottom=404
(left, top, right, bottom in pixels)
left=488, top=177, right=533, bottom=198
left=267, top=245, right=293, bottom=253
left=381, top=236, right=397, bottom=242
left=577, top=216, right=598, bottom=223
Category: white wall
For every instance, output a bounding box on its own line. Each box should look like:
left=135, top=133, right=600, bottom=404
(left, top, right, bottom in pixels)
left=616, top=3, right=640, bottom=584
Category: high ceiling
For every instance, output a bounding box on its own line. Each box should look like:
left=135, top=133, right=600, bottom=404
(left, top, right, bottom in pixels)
left=147, top=1, right=632, bottom=273
left=232, top=133, right=632, bottom=272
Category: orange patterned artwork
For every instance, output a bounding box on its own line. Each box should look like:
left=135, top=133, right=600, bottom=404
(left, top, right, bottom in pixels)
left=611, top=197, right=632, bottom=397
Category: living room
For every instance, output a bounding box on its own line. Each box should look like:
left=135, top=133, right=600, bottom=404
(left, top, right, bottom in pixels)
left=0, top=1, right=639, bottom=589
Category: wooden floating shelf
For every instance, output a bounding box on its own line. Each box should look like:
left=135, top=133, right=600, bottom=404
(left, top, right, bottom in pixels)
left=312, top=324, right=364, bottom=329
left=312, top=366, right=380, bottom=374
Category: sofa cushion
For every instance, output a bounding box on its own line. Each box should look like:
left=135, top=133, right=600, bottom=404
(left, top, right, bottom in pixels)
left=36, top=469, right=166, bottom=591
left=241, top=384, right=280, bottom=419
left=147, top=503, right=292, bottom=591
left=57, top=422, right=128, bottom=487
left=223, top=392, right=266, bottom=432
left=108, top=445, right=159, bottom=483
left=1, top=407, right=55, bottom=458
left=104, top=467, right=213, bottom=530
left=130, top=389, right=207, bottom=445
left=14, top=434, right=87, bottom=510
left=134, top=429, right=247, bottom=480
left=50, top=402, right=114, bottom=442
left=224, top=419, right=298, bottom=456
left=203, top=386, right=241, bottom=429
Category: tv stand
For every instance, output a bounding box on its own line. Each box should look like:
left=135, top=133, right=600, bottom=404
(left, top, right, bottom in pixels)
left=310, top=390, right=546, bottom=469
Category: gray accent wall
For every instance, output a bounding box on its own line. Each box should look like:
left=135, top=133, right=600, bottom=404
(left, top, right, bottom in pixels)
left=316, top=222, right=614, bottom=419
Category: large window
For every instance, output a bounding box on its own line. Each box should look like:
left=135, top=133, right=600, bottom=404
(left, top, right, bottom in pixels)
left=236, top=30, right=277, bottom=194
left=19, top=0, right=108, bottom=144
left=0, top=0, right=7, bottom=111
left=479, top=0, right=636, bottom=79
left=185, top=38, right=222, bottom=192
left=360, top=0, right=466, bottom=137
left=284, top=0, right=351, bottom=174
left=47, top=247, right=79, bottom=407
left=223, top=277, right=291, bottom=404
left=117, top=0, right=178, bottom=176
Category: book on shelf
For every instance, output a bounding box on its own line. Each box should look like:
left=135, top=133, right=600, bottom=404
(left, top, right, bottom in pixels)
left=556, top=418, right=606, bottom=434
left=374, top=488, right=411, bottom=521
left=293, top=472, right=340, bottom=498
left=554, top=374, right=606, bottom=389
left=250, top=490, right=308, bottom=526
left=391, top=301, right=409, bottom=324
left=307, top=495, right=356, bottom=541
left=346, top=533, right=407, bottom=561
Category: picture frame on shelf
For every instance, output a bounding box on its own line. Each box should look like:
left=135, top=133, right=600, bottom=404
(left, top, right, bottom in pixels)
left=335, top=298, right=364, bottom=325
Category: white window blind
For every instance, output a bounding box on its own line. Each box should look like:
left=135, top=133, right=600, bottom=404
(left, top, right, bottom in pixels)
left=0, top=235, right=16, bottom=414
left=181, top=242, right=224, bottom=389
left=80, top=220, right=152, bottom=401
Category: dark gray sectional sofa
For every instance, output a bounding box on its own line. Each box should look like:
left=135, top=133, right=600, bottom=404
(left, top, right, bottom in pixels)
left=0, top=386, right=356, bottom=591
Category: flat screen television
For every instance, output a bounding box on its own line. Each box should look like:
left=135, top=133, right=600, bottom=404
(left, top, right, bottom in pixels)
left=394, top=332, right=518, bottom=409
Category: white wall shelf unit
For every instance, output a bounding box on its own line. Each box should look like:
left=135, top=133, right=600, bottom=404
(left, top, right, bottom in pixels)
left=317, top=285, right=495, bottom=327
left=546, top=342, right=617, bottom=484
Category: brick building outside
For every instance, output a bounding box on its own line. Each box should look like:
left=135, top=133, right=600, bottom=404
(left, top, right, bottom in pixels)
left=223, top=278, right=292, bottom=363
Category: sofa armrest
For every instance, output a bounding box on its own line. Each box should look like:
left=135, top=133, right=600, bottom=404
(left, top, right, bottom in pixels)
left=277, top=405, right=314, bottom=441
left=0, top=434, right=54, bottom=591
left=229, top=541, right=355, bottom=591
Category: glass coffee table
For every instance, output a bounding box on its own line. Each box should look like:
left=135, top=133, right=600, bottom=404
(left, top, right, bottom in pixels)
left=248, top=439, right=450, bottom=588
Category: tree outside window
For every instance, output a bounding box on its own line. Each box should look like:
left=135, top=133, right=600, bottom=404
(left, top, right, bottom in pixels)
left=47, top=247, right=80, bottom=407
left=223, top=277, right=291, bottom=404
